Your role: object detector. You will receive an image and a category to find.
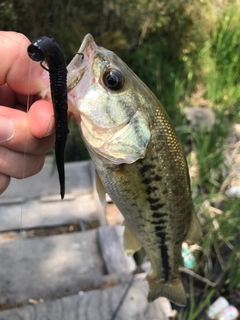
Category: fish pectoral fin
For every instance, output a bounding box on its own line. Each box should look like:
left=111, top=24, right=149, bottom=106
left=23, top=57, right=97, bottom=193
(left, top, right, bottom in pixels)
left=123, top=221, right=142, bottom=256
left=147, top=274, right=186, bottom=306
left=185, top=210, right=202, bottom=244
left=95, top=171, right=106, bottom=207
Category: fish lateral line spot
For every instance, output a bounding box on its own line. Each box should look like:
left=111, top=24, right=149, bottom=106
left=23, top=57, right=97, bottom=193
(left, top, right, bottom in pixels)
left=142, top=177, right=152, bottom=184
left=155, top=225, right=166, bottom=232
left=154, top=174, right=162, bottom=181
left=150, top=202, right=165, bottom=211
left=161, top=243, right=171, bottom=281
left=147, top=197, right=159, bottom=204
left=155, top=230, right=171, bottom=281
left=139, top=163, right=156, bottom=174
left=151, top=220, right=167, bottom=226
left=152, top=212, right=168, bottom=219
left=156, top=231, right=167, bottom=240
left=146, top=185, right=158, bottom=194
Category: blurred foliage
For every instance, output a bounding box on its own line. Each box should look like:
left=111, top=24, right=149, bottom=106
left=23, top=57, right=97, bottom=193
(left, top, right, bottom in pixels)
left=0, top=0, right=210, bottom=117
left=205, top=5, right=240, bottom=106
left=65, top=118, right=90, bottom=161
left=1, top=0, right=239, bottom=118
left=190, top=111, right=232, bottom=193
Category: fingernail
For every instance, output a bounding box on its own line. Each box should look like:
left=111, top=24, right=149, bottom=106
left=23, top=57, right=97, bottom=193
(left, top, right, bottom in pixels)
left=0, top=116, right=15, bottom=143
left=45, top=115, right=55, bottom=137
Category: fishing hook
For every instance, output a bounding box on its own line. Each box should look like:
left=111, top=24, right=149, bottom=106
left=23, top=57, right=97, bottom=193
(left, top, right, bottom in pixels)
left=27, top=36, right=69, bottom=199
left=76, top=52, right=84, bottom=60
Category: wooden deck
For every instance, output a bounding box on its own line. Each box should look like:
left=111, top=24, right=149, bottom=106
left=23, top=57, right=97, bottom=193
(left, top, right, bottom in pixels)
left=0, top=159, right=170, bottom=319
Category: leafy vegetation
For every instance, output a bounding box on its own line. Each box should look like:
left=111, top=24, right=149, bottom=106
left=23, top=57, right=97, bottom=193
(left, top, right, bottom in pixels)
left=1, top=0, right=240, bottom=318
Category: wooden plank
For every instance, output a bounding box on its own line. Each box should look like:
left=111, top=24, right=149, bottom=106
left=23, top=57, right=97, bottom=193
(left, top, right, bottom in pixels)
left=0, top=229, right=106, bottom=307
left=0, top=281, right=169, bottom=320
left=0, top=192, right=98, bottom=231
left=98, top=226, right=129, bottom=274
left=0, top=226, right=133, bottom=308
left=0, top=160, right=101, bottom=231
left=0, top=159, right=93, bottom=201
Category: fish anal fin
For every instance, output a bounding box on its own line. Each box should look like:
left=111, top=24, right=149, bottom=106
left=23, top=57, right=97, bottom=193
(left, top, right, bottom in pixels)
left=95, top=170, right=106, bottom=207
left=186, top=210, right=202, bottom=244
left=123, top=221, right=142, bottom=256
left=147, top=274, right=186, bottom=306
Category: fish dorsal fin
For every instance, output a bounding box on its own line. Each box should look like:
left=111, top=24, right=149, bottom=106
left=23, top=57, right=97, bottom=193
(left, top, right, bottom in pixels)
left=185, top=210, right=202, bottom=244
left=95, top=171, right=106, bottom=207
left=123, top=220, right=142, bottom=256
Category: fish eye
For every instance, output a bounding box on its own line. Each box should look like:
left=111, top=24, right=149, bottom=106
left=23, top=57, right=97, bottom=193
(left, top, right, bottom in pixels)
left=103, top=69, right=125, bottom=91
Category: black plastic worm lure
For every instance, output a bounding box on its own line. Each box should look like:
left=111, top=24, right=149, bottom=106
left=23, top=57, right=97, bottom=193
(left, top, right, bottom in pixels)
left=27, top=37, right=69, bottom=199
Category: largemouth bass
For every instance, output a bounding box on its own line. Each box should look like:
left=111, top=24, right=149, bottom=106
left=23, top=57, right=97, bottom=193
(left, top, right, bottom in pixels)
left=67, top=34, right=202, bottom=306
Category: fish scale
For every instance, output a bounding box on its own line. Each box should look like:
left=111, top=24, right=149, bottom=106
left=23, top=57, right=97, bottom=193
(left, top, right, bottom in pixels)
left=67, top=33, right=202, bottom=306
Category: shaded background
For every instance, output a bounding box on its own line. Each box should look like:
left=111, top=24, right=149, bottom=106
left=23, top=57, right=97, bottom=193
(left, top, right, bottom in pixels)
left=2, top=0, right=239, bottom=119
left=2, top=0, right=239, bottom=159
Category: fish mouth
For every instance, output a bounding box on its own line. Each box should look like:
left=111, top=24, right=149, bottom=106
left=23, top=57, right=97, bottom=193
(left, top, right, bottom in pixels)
left=67, top=34, right=97, bottom=91
left=78, top=33, right=95, bottom=56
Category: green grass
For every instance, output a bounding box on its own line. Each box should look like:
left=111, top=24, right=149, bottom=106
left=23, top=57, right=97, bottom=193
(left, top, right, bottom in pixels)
left=205, top=5, right=240, bottom=107
left=175, top=4, right=240, bottom=317
left=178, top=282, right=215, bottom=320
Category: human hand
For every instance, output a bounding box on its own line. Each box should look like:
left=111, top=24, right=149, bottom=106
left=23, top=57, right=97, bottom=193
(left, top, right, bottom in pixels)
left=0, top=31, right=55, bottom=195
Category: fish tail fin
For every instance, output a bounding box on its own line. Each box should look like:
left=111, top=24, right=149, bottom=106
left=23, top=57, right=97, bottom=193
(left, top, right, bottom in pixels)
left=147, top=275, right=186, bottom=306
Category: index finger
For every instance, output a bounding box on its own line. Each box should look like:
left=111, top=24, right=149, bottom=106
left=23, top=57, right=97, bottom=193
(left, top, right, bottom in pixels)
left=0, top=31, right=49, bottom=95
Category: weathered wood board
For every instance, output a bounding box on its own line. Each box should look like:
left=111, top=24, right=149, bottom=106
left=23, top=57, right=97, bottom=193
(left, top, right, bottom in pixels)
left=0, top=281, right=169, bottom=320
left=97, top=226, right=129, bottom=274
left=0, top=192, right=97, bottom=231
left=0, top=229, right=106, bottom=307
left=0, top=159, right=93, bottom=200
left=0, top=158, right=172, bottom=319
left=0, top=160, right=100, bottom=231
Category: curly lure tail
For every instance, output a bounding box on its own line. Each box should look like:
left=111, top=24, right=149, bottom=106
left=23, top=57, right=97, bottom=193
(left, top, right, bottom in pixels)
left=27, top=36, right=69, bottom=199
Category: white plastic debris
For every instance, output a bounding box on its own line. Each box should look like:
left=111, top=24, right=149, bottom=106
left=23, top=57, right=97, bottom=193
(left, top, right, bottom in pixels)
left=207, top=296, right=229, bottom=319
left=225, top=186, right=240, bottom=198
left=217, top=305, right=239, bottom=320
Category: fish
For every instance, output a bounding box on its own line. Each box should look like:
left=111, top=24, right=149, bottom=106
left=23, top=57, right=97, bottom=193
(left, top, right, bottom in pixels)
left=66, top=34, right=202, bottom=306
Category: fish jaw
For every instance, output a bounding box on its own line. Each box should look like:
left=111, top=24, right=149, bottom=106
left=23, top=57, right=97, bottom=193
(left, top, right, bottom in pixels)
left=67, top=34, right=96, bottom=96
left=67, top=34, right=151, bottom=165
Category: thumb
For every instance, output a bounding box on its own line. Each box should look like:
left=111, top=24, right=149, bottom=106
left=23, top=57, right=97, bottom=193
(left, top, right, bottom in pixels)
left=28, top=100, right=55, bottom=138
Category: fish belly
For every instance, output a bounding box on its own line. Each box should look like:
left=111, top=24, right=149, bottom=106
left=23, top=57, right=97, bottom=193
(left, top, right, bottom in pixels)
left=89, top=140, right=192, bottom=306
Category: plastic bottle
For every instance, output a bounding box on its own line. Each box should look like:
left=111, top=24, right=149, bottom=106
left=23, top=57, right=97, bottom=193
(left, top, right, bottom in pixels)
left=217, top=305, right=239, bottom=320
left=206, top=297, right=229, bottom=319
